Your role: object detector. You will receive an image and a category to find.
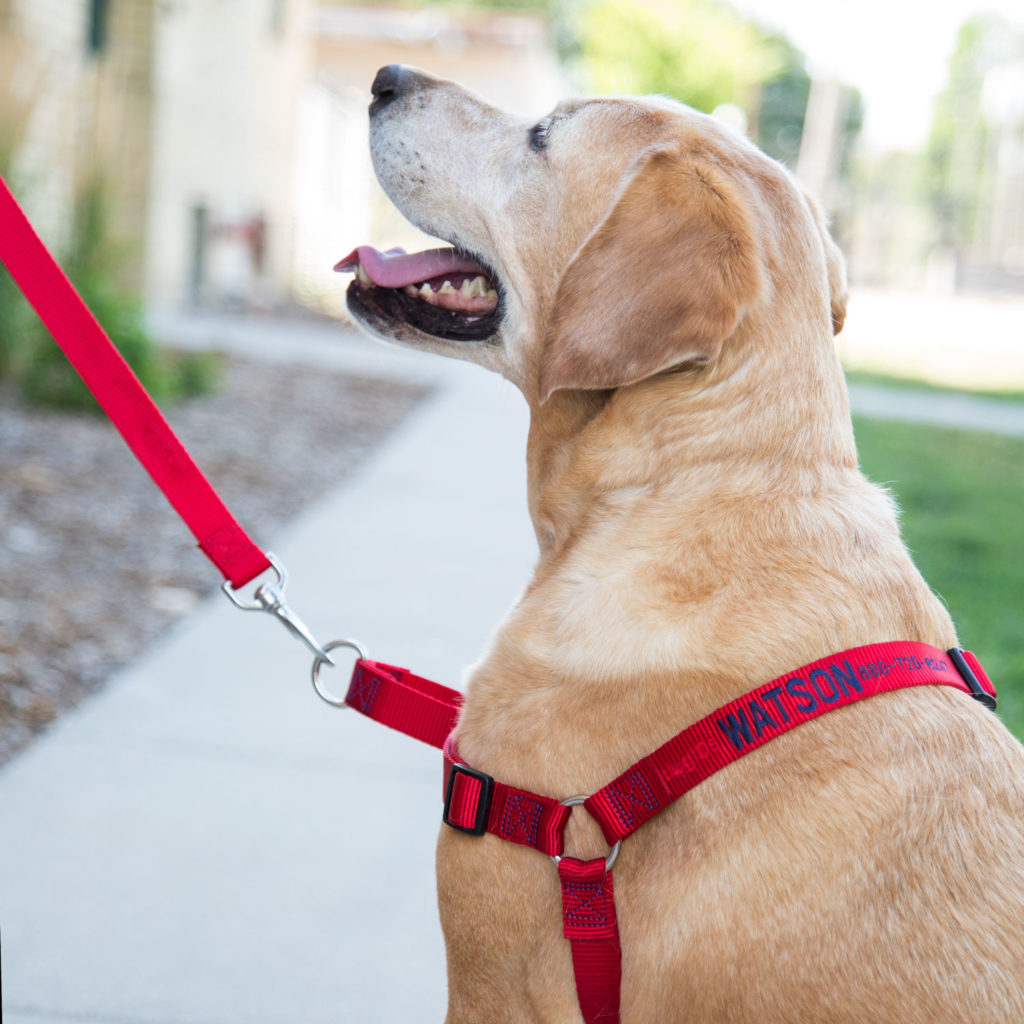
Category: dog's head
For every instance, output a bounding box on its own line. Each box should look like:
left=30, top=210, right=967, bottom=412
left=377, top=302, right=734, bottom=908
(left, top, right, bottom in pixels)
left=340, top=65, right=847, bottom=407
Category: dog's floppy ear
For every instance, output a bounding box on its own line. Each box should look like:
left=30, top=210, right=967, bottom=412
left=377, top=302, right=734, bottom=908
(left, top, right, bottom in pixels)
left=538, top=146, right=764, bottom=402
left=804, top=191, right=847, bottom=335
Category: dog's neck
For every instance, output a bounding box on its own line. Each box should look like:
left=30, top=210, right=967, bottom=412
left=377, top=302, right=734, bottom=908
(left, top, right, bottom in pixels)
left=525, top=329, right=858, bottom=563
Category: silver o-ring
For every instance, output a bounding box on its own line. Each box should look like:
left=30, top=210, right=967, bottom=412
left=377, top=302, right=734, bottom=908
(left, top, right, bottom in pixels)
left=311, top=638, right=369, bottom=707
left=550, top=794, right=621, bottom=872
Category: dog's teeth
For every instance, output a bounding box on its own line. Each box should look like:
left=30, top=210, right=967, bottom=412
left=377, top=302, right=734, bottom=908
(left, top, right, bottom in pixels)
left=485, top=288, right=498, bottom=301
left=419, top=282, right=434, bottom=296
left=438, top=281, right=456, bottom=295
left=357, top=265, right=371, bottom=284
left=461, top=276, right=487, bottom=298
left=404, top=285, right=419, bottom=297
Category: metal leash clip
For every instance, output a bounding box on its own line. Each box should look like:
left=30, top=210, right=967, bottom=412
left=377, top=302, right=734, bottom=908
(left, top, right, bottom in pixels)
left=222, top=553, right=367, bottom=706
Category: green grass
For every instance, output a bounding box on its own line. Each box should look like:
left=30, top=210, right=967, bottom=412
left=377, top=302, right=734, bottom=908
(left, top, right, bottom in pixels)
left=852, top=415, right=1024, bottom=739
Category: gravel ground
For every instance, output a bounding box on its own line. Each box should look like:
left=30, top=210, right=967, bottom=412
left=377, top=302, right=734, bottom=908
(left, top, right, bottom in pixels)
left=0, top=357, right=430, bottom=765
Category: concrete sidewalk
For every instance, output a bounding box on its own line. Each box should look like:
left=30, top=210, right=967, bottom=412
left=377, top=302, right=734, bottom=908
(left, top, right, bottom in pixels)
left=0, top=343, right=534, bottom=1023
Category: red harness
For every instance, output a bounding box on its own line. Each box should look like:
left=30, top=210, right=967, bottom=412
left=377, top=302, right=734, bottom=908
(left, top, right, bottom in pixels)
left=0, top=176, right=1000, bottom=1024
left=346, top=644, right=996, bottom=1022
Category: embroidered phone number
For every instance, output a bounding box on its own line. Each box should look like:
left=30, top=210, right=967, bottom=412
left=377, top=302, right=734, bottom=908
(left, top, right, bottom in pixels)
left=856, top=655, right=949, bottom=680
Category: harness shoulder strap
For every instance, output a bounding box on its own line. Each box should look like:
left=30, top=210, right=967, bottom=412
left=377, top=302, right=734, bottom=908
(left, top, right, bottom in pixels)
left=584, top=642, right=996, bottom=846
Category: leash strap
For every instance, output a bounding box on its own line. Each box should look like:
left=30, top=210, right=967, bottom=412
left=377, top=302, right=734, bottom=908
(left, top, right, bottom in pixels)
left=0, top=176, right=270, bottom=589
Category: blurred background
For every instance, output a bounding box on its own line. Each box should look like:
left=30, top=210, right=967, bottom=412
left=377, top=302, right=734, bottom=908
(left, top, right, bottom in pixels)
left=0, top=2, right=1022, bottom=728
left=1, top=0, right=1022, bottom=325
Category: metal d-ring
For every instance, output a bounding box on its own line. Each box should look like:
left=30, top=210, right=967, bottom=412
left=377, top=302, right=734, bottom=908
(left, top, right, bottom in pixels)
left=311, top=638, right=369, bottom=708
left=551, top=794, right=621, bottom=872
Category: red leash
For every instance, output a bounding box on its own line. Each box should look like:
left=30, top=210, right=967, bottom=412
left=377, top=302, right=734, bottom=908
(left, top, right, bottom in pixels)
left=0, top=175, right=336, bottom=661
left=0, top=176, right=268, bottom=590
left=0, top=175, right=1001, bottom=1024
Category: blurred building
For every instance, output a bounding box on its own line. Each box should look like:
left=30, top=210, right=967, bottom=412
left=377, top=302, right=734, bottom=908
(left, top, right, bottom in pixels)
left=1, top=0, right=563, bottom=317
left=3, top=0, right=310, bottom=313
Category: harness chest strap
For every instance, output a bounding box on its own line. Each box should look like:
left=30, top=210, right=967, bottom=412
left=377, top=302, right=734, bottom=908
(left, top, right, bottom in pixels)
left=349, top=643, right=995, bottom=850
left=344, top=643, right=996, bottom=1024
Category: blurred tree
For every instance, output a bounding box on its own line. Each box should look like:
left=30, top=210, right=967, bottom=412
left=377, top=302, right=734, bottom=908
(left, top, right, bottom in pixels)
left=574, top=0, right=782, bottom=115
left=318, top=0, right=850, bottom=170
left=15, top=172, right=218, bottom=412
left=562, top=0, right=831, bottom=169
left=756, top=33, right=811, bottom=164
left=924, top=14, right=1012, bottom=252
left=0, top=22, right=216, bottom=410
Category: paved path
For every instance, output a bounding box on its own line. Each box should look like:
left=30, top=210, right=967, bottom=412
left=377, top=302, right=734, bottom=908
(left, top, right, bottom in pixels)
left=1, top=341, right=534, bottom=1023
left=153, top=308, right=1024, bottom=438
left=1, top=304, right=1021, bottom=1023
left=847, top=383, right=1024, bottom=437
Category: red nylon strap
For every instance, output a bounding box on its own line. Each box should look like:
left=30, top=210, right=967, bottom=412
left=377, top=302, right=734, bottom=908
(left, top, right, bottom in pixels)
left=557, top=858, right=622, bottom=1024
left=585, top=641, right=997, bottom=846
left=341, top=660, right=574, bottom=852
left=345, top=660, right=463, bottom=748
left=346, top=644, right=994, bottom=1024
left=0, top=176, right=269, bottom=589
left=442, top=736, right=572, bottom=856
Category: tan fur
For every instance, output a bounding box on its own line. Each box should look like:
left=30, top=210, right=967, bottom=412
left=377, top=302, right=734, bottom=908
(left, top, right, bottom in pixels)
left=352, top=67, right=1024, bottom=1023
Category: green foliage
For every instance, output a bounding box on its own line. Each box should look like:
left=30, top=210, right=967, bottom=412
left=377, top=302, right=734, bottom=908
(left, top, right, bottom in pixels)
left=0, top=243, right=35, bottom=380
left=575, top=0, right=784, bottom=113
left=757, top=54, right=810, bottom=164
left=320, top=0, right=822, bottom=160
left=853, top=415, right=1024, bottom=739
left=1, top=173, right=217, bottom=411
left=320, top=0, right=550, bottom=5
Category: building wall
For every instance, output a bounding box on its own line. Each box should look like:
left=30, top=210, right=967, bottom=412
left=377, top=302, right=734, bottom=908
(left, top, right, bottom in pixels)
left=99, top=0, right=157, bottom=284
left=5, top=1, right=563, bottom=316
left=144, top=0, right=311, bottom=312
left=4, top=0, right=156, bottom=289
left=4, top=0, right=91, bottom=247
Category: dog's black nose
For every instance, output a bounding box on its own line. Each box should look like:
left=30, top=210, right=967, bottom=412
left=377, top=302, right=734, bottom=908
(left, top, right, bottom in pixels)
left=370, top=64, right=412, bottom=112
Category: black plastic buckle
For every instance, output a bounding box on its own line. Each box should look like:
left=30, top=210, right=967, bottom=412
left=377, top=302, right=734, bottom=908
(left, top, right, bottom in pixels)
left=947, top=647, right=998, bottom=711
left=443, top=762, right=494, bottom=836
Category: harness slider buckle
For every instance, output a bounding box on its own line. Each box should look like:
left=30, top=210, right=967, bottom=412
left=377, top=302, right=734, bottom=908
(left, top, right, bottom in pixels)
left=443, top=763, right=494, bottom=836
left=947, top=647, right=998, bottom=710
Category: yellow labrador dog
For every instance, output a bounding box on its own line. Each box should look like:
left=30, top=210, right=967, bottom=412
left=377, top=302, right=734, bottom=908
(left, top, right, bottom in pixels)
left=340, top=65, right=1024, bottom=1023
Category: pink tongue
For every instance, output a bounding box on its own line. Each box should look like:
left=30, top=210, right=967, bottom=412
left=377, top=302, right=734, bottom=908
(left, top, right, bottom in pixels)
left=334, top=246, right=488, bottom=288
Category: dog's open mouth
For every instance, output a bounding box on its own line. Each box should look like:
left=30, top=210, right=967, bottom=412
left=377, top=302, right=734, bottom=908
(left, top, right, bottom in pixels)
left=336, top=246, right=502, bottom=341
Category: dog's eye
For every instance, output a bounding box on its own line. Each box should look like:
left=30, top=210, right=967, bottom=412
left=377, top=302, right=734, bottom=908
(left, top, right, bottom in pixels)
left=529, top=117, right=554, bottom=152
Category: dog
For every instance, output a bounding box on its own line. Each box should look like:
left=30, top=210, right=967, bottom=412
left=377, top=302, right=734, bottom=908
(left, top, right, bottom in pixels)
left=339, top=65, right=1024, bottom=1023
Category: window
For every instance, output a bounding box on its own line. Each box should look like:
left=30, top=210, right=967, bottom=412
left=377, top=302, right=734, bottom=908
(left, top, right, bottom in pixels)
left=87, top=0, right=110, bottom=56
